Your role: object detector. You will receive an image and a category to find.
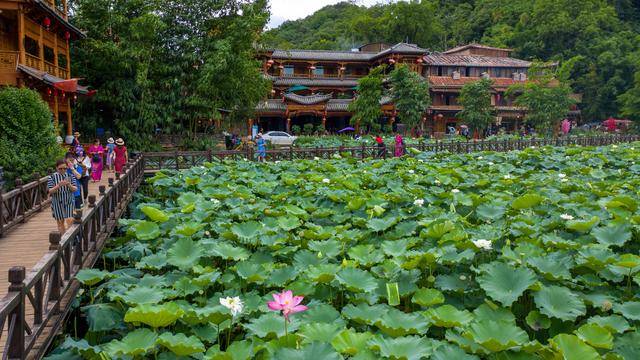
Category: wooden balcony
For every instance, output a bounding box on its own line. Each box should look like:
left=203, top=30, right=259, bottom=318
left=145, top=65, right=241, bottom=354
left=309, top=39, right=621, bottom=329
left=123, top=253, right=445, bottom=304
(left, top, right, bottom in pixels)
left=23, top=54, right=70, bottom=79
left=0, top=51, right=19, bottom=71
left=25, top=54, right=40, bottom=70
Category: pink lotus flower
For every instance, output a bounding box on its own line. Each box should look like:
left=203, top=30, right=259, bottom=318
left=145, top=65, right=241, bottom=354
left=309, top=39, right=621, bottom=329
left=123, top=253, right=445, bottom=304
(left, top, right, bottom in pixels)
left=267, top=290, right=307, bottom=321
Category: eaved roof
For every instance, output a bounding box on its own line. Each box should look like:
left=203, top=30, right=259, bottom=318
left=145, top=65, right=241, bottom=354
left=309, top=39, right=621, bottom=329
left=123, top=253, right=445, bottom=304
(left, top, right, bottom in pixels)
left=284, top=93, right=332, bottom=104
left=272, top=76, right=359, bottom=87
left=18, top=64, right=90, bottom=94
left=442, top=43, right=513, bottom=54
left=270, top=42, right=428, bottom=62
left=424, top=54, right=531, bottom=68
left=33, top=0, right=86, bottom=39
left=429, top=76, right=524, bottom=89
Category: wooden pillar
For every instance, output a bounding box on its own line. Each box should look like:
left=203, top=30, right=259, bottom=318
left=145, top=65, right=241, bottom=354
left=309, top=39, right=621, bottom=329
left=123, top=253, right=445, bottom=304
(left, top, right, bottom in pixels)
left=53, top=94, right=59, bottom=130
left=7, top=267, right=26, bottom=360
left=247, top=118, right=253, bottom=137
left=18, top=8, right=25, bottom=65
left=66, top=102, right=72, bottom=136
left=38, top=21, right=44, bottom=70
left=63, top=0, right=69, bottom=19
left=286, top=118, right=291, bottom=133
left=54, top=32, right=59, bottom=77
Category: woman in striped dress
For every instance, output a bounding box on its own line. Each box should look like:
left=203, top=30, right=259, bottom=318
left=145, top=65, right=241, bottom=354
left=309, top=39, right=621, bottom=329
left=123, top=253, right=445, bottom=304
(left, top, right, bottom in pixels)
left=48, top=160, right=78, bottom=234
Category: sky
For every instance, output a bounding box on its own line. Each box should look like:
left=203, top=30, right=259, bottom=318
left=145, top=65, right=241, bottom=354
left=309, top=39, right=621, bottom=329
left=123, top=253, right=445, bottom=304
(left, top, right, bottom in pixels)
left=267, top=0, right=394, bottom=29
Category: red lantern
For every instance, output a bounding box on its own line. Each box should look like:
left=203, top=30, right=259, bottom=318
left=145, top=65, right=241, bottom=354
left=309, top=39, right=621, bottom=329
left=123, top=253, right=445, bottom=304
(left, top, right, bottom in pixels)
left=389, top=59, right=396, bottom=64
left=73, top=94, right=78, bottom=101
left=437, top=113, right=444, bottom=119
left=47, top=88, right=52, bottom=96
left=416, top=58, right=423, bottom=64
left=266, top=59, right=274, bottom=65
left=43, top=17, right=51, bottom=28
left=309, top=66, right=316, bottom=70
left=64, top=31, right=71, bottom=41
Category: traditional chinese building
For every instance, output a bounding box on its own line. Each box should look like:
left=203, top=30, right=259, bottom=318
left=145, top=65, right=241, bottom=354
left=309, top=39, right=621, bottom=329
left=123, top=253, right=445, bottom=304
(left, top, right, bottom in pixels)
left=0, top=0, right=89, bottom=140
left=256, top=43, right=538, bottom=136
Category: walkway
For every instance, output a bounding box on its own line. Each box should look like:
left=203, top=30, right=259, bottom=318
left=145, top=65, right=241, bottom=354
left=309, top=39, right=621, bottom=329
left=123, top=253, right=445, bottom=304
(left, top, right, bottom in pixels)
left=0, top=175, right=109, bottom=300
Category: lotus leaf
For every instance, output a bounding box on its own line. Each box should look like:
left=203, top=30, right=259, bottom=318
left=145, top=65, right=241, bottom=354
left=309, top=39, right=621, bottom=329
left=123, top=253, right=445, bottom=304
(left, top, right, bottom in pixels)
left=82, top=304, right=124, bottom=332
left=615, top=301, right=640, bottom=321
left=476, top=262, right=536, bottom=306
left=298, top=323, right=342, bottom=343
left=174, top=222, right=204, bottom=236
left=425, top=305, right=473, bottom=328
left=141, top=206, right=170, bottom=223
left=117, top=286, right=165, bottom=305
left=277, top=216, right=302, bottom=231
left=374, top=309, right=429, bottom=337
left=342, top=303, right=389, bottom=325
left=157, top=332, right=205, bottom=356
left=412, top=288, right=445, bottom=307
left=348, top=244, right=384, bottom=266
left=335, top=268, right=378, bottom=292
left=615, top=254, right=640, bottom=269
left=368, top=335, right=435, bottom=360
left=131, top=220, right=161, bottom=240
left=549, top=334, right=600, bottom=360
left=124, top=302, right=184, bottom=328
left=274, top=342, right=342, bottom=360
left=591, top=224, right=632, bottom=247
left=574, top=323, right=613, bottom=349
left=167, top=237, right=202, bottom=270
left=566, top=216, right=600, bottom=233
left=103, top=328, right=158, bottom=357
left=75, top=269, right=112, bottom=286
left=614, top=331, right=640, bottom=360
left=331, top=329, right=373, bottom=356
left=244, top=312, right=300, bottom=338
left=205, top=241, right=250, bottom=261
left=473, top=303, right=515, bottom=323
left=463, top=320, right=529, bottom=352
left=431, top=343, right=479, bottom=360
left=525, top=310, right=550, bottom=331
left=306, top=264, right=340, bottom=283
left=367, top=216, right=399, bottom=232
left=533, top=285, right=586, bottom=321
left=231, top=221, right=263, bottom=240
left=587, top=315, right=631, bottom=334
left=512, top=193, right=544, bottom=210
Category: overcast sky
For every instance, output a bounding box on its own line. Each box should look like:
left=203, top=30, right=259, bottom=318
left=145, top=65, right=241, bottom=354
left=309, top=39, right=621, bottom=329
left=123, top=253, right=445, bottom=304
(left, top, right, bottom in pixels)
left=267, top=0, right=395, bottom=29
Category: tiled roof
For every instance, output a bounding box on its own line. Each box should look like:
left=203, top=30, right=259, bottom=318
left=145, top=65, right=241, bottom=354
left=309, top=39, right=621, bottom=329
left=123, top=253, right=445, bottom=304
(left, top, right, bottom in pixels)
left=442, top=43, right=513, bottom=54
left=424, top=54, right=531, bottom=67
left=430, top=105, right=463, bottom=112
left=18, top=64, right=90, bottom=94
left=284, top=93, right=332, bottom=104
left=429, top=76, right=524, bottom=88
left=270, top=43, right=428, bottom=62
left=256, top=99, right=286, bottom=112
left=326, top=99, right=352, bottom=111
left=273, top=77, right=359, bottom=87
left=34, top=0, right=86, bottom=39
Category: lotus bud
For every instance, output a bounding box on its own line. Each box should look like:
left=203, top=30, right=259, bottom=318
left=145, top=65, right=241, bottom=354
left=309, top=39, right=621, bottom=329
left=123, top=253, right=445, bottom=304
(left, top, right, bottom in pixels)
left=601, top=300, right=612, bottom=312
left=427, top=275, right=436, bottom=283
left=459, top=275, right=467, bottom=281
left=317, top=252, right=323, bottom=258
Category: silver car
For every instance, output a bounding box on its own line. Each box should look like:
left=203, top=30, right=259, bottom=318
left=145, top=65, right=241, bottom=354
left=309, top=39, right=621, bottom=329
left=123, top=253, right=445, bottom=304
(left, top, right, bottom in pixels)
left=262, top=131, right=297, bottom=146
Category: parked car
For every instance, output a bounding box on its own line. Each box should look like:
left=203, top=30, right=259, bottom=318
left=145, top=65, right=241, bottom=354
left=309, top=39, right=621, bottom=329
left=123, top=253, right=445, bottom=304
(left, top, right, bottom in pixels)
left=262, top=131, right=297, bottom=146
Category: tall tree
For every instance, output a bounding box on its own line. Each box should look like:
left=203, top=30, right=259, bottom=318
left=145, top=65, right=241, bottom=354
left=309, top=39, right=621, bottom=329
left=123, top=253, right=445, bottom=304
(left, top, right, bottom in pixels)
left=458, top=78, right=495, bottom=135
left=388, top=65, right=431, bottom=130
left=349, top=66, right=385, bottom=130
left=619, top=68, right=640, bottom=122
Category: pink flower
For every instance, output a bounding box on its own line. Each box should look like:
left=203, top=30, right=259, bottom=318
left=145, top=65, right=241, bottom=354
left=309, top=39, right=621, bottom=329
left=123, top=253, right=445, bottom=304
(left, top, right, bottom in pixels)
left=267, top=290, right=307, bottom=321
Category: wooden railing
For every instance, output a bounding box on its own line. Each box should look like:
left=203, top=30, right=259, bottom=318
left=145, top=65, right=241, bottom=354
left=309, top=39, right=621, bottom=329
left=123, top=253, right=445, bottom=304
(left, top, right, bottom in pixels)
left=0, top=176, right=51, bottom=238
left=142, top=135, right=640, bottom=172
left=24, top=54, right=40, bottom=71
left=0, top=156, right=145, bottom=359
left=0, top=51, right=18, bottom=71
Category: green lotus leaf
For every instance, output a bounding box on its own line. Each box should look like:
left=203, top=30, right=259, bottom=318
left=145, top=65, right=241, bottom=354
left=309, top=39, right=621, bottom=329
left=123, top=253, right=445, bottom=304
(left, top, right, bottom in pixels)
left=117, top=286, right=165, bottom=305
left=124, top=302, right=184, bottom=328
left=614, top=331, right=640, bottom=360
left=331, top=329, right=373, bottom=356
left=342, top=303, right=389, bottom=325
left=103, top=328, right=158, bottom=357
left=381, top=239, right=413, bottom=257
left=476, top=261, right=536, bottom=306
left=82, top=304, right=124, bottom=332
left=368, top=335, right=435, bottom=360
left=591, top=224, right=632, bottom=247
left=157, top=332, right=205, bottom=356
left=136, top=252, right=168, bottom=270
left=566, top=216, right=600, bottom=233
left=231, top=221, right=263, bottom=240
left=511, top=193, right=544, bottom=210
left=348, top=244, right=384, bottom=266
left=374, top=309, right=429, bottom=337
left=177, top=192, right=199, bottom=207
left=308, top=240, right=341, bottom=258
left=75, top=269, right=113, bottom=286
left=463, top=320, right=529, bottom=352
left=533, top=285, right=586, bottom=321
left=298, top=323, right=342, bottom=343
left=431, top=343, right=479, bottom=360
left=141, top=206, right=170, bottom=223
left=476, top=203, right=506, bottom=221
left=526, top=253, right=573, bottom=280
left=587, top=315, right=631, bottom=334
left=235, top=261, right=268, bottom=283
left=274, top=342, right=341, bottom=360
left=174, top=222, right=205, bottom=237
left=306, top=264, right=340, bottom=283
left=574, top=323, right=613, bottom=349
left=425, top=305, right=473, bottom=328
left=131, top=220, right=161, bottom=240
left=181, top=304, right=230, bottom=325
left=434, top=274, right=468, bottom=293
left=411, top=288, right=445, bottom=307
left=205, top=241, right=250, bottom=261
left=335, top=267, right=378, bottom=293
left=277, top=216, right=302, bottom=231
left=423, top=220, right=455, bottom=239
left=525, top=310, right=551, bottom=331
left=300, top=303, right=345, bottom=325
left=367, top=216, right=399, bottom=232
left=473, top=303, right=515, bottom=323
left=615, top=254, right=640, bottom=269
left=244, top=312, right=300, bottom=338
left=167, top=237, right=202, bottom=271
left=549, top=334, right=599, bottom=360
left=615, top=301, right=640, bottom=321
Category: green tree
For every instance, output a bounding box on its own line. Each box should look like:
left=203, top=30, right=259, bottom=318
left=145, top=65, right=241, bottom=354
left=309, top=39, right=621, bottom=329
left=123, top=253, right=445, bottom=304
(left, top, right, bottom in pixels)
left=507, top=64, right=576, bottom=135
left=388, top=64, right=431, bottom=130
left=619, top=68, right=640, bottom=122
left=349, top=66, right=384, bottom=130
left=0, top=87, right=65, bottom=188
left=458, top=78, right=495, bottom=135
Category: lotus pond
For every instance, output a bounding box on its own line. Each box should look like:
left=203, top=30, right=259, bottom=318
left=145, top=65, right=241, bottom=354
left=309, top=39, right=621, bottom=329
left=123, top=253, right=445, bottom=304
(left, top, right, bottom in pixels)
left=49, top=143, right=640, bottom=359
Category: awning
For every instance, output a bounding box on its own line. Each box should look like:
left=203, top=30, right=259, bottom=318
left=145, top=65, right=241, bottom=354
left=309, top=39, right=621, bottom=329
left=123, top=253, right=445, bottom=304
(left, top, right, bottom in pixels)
left=287, top=85, right=310, bottom=92
left=18, top=64, right=92, bottom=95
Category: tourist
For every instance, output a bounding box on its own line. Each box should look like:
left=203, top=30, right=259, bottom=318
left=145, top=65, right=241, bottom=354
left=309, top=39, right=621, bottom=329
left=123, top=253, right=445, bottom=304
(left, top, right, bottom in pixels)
left=460, top=125, right=470, bottom=139
left=375, top=135, right=386, bottom=158
left=256, top=133, right=266, bottom=162
left=394, top=134, right=404, bottom=157
left=65, top=153, right=83, bottom=209
left=71, top=131, right=81, bottom=148
left=561, top=119, right=571, bottom=136
left=76, top=149, right=92, bottom=203
left=48, top=159, right=78, bottom=234
left=88, top=139, right=105, bottom=182
left=106, top=138, right=116, bottom=172
left=114, top=138, right=128, bottom=174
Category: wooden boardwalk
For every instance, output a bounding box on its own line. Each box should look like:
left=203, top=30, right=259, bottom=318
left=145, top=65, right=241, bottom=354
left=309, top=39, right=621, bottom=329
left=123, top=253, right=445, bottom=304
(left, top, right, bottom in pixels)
left=0, top=175, right=110, bottom=300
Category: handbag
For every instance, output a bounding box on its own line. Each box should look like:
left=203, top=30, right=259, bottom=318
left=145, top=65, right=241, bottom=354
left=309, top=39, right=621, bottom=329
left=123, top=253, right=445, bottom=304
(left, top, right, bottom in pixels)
left=92, top=154, right=101, bottom=163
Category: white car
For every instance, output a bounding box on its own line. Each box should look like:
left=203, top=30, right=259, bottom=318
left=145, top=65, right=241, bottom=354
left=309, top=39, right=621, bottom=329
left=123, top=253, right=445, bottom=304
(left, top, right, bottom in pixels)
left=261, top=131, right=297, bottom=146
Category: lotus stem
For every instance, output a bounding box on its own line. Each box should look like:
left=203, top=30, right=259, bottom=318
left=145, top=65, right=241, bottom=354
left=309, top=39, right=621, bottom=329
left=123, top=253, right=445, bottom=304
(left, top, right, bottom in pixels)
left=227, top=317, right=233, bottom=350
left=284, top=316, right=288, bottom=338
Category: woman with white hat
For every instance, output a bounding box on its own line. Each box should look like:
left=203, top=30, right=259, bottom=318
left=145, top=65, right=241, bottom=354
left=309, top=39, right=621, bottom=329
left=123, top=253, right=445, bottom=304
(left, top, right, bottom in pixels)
left=113, top=138, right=128, bottom=174
left=106, top=138, right=116, bottom=172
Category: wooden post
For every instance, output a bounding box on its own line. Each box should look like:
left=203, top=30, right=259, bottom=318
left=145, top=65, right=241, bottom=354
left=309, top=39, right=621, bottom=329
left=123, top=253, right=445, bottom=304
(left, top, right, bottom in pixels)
left=38, top=20, right=44, bottom=70
left=0, top=169, right=4, bottom=237
left=18, top=8, right=25, bottom=66
left=49, top=232, right=62, bottom=314
left=15, top=178, right=25, bottom=223
left=7, top=266, right=26, bottom=360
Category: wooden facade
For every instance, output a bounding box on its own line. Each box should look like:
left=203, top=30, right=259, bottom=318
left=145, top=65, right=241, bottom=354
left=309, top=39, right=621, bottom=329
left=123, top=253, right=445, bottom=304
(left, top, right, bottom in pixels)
left=257, top=43, right=536, bottom=136
left=0, top=0, right=85, bottom=137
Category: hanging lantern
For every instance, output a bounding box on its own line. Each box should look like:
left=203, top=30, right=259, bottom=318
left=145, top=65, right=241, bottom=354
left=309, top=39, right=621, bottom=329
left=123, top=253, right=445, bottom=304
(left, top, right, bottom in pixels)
left=339, top=66, right=346, bottom=71
left=47, top=88, right=52, bottom=96
left=64, top=31, right=71, bottom=41
left=270, top=89, right=276, bottom=95
left=278, top=65, right=284, bottom=69
left=62, top=92, right=66, bottom=99
left=437, top=113, right=444, bottom=119
left=388, top=59, right=396, bottom=64
left=267, top=59, right=274, bottom=65
left=309, top=66, right=316, bottom=70
left=73, top=94, right=78, bottom=101
left=43, top=17, right=51, bottom=28
left=416, top=58, right=423, bottom=64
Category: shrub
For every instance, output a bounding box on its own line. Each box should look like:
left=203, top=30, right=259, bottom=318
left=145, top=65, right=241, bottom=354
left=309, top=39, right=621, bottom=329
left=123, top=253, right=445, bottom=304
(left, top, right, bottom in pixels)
left=0, top=87, right=65, bottom=188
left=303, top=123, right=314, bottom=135
left=291, top=125, right=301, bottom=135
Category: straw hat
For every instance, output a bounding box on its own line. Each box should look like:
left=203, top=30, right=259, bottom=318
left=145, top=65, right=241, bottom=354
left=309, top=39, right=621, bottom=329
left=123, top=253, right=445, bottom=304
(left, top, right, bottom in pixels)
left=115, top=138, right=125, bottom=146
left=107, top=137, right=115, bottom=144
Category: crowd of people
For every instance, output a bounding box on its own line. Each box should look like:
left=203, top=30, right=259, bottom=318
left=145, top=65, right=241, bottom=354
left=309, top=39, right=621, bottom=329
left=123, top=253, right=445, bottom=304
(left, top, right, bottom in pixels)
left=48, top=133, right=129, bottom=233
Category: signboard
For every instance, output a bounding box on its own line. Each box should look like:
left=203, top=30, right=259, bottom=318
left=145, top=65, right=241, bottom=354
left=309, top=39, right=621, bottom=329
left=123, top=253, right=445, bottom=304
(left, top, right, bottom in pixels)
left=252, top=125, right=258, bottom=139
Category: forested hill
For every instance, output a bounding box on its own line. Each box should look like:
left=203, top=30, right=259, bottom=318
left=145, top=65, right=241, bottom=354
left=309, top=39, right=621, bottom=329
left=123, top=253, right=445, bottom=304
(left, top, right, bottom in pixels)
left=262, top=0, right=640, bottom=123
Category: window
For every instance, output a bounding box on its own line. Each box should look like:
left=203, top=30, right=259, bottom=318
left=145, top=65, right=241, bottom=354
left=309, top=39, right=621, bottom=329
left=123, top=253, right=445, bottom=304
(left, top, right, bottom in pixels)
left=24, top=36, right=39, bottom=57
left=312, top=66, right=324, bottom=76
left=44, top=46, right=55, bottom=63
left=58, top=54, right=68, bottom=69
left=283, top=65, right=294, bottom=76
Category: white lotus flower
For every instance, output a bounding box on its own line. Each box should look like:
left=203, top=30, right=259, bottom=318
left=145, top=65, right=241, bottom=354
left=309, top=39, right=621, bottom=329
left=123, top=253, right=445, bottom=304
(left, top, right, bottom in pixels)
left=451, top=189, right=460, bottom=194
left=414, top=199, right=425, bottom=207
left=200, top=166, right=205, bottom=169
left=530, top=146, right=536, bottom=149
left=558, top=173, right=566, bottom=178
left=459, top=275, right=467, bottom=281
left=477, top=156, right=483, bottom=160
left=504, top=174, right=512, bottom=179
left=560, top=214, right=574, bottom=221
left=435, top=179, right=441, bottom=185
left=275, top=161, right=281, bottom=164
left=488, top=162, right=494, bottom=166
left=322, top=178, right=331, bottom=184
left=220, top=296, right=243, bottom=316
left=561, top=178, right=569, bottom=182
left=612, top=145, right=618, bottom=149
left=211, top=198, right=220, bottom=204
left=314, top=157, right=320, bottom=160
left=472, top=239, right=492, bottom=250
left=418, top=159, right=424, bottom=163
left=408, top=170, right=415, bottom=174
left=204, top=231, right=211, bottom=236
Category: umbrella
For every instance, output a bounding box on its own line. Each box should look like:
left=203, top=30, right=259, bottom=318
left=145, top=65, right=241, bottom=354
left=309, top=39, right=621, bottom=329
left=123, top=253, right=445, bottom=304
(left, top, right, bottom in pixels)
left=337, top=127, right=355, bottom=133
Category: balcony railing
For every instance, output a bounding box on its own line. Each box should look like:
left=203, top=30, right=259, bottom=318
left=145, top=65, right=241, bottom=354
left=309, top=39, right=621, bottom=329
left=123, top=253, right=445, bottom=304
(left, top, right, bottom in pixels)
left=0, top=51, right=18, bottom=71
left=25, top=53, right=40, bottom=70
left=23, top=54, right=69, bottom=79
